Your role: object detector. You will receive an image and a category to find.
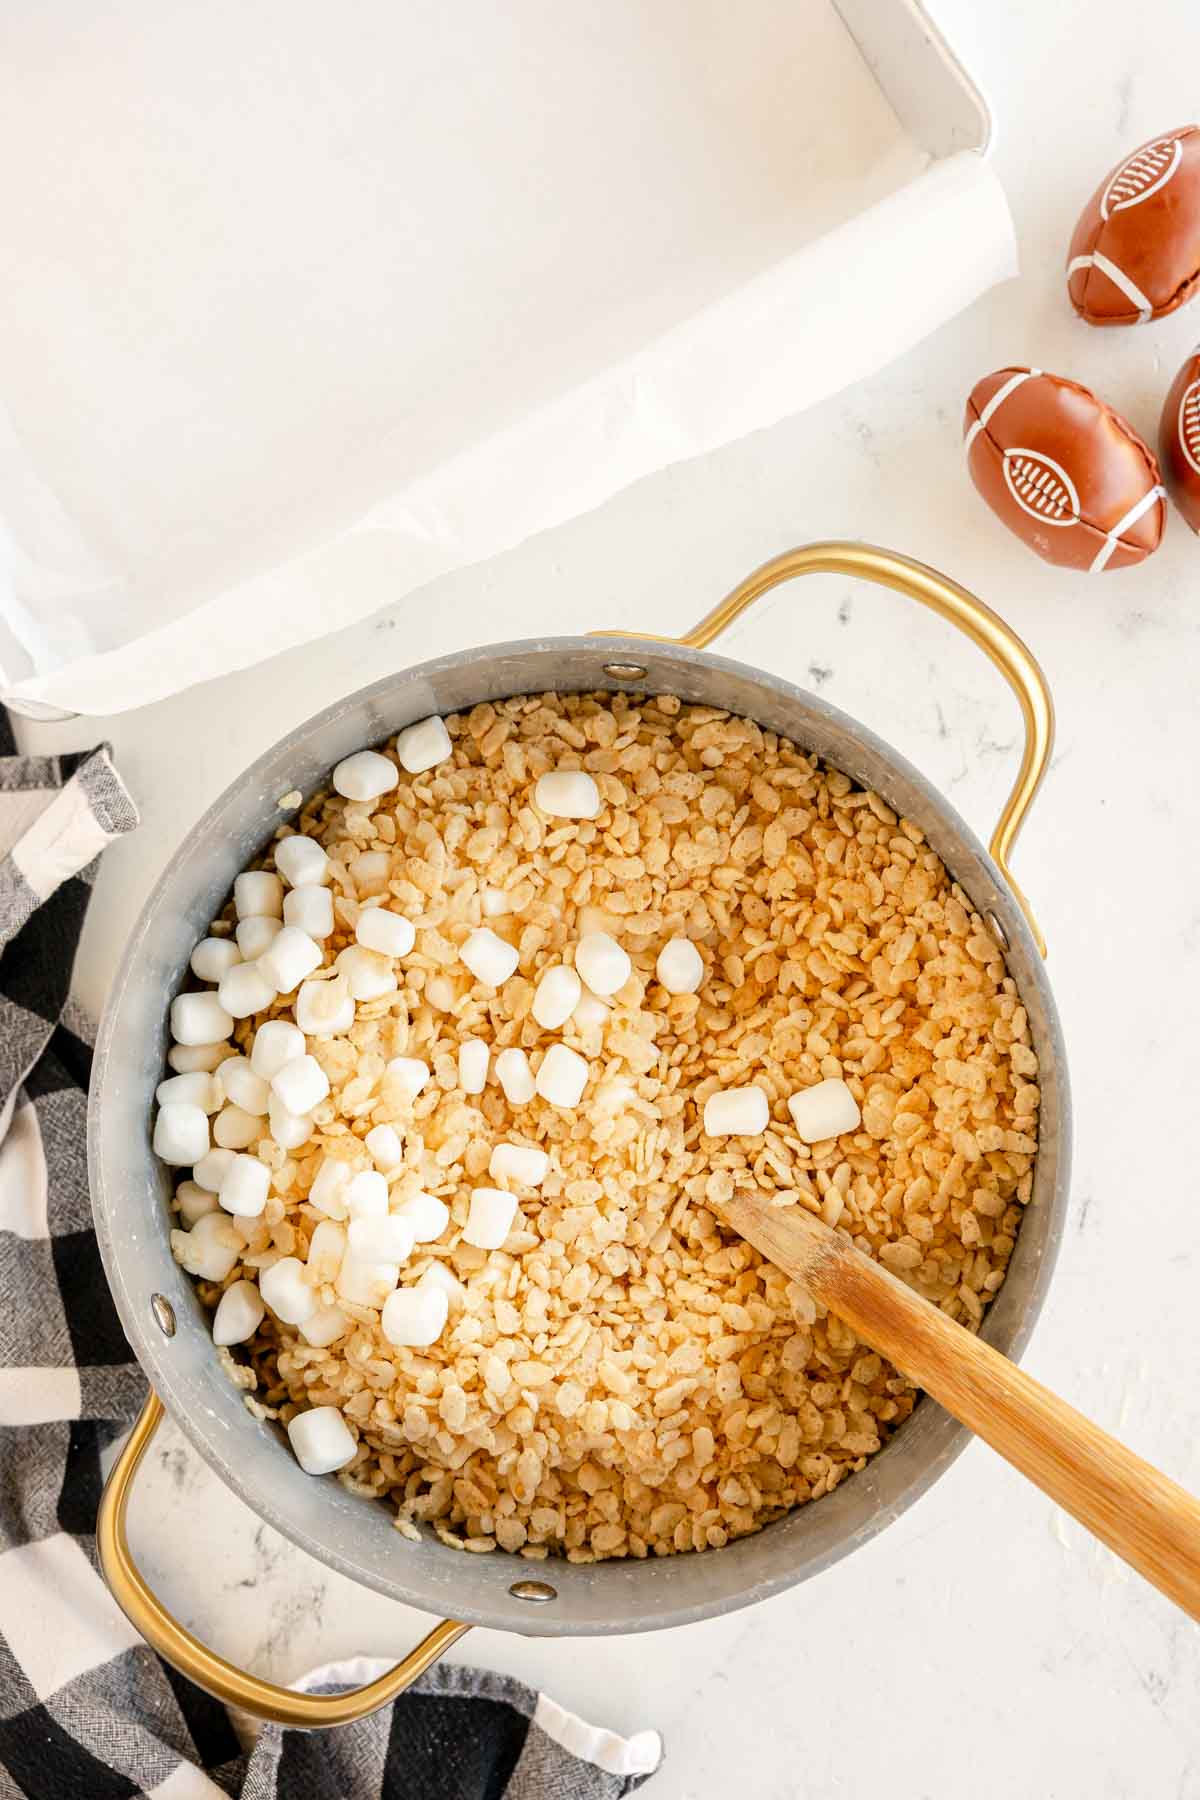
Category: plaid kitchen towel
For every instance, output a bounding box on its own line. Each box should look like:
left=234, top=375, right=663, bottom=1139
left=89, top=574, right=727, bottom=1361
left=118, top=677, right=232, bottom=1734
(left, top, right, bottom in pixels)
left=0, top=711, right=663, bottom=1800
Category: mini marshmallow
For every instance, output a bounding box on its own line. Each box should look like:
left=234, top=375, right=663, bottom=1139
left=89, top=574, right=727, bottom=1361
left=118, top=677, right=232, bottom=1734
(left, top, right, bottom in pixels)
left=396, top=714, right=453, bottom=774
left=495, top=1047, right=535, bottom=1106
left=193, top=1147, right=235, bottom=1193
left=481, top=886, right=509, bottom=917
left=155, top=1071, right=222, bottom=1113
left=295, top=974, right=355, bottom=1038
left=299, top=1304, right=350, bottom=1348
left=335, top=1256, right=400, bottom=1309
left=534, top=770, right=601, bottom=819
left=309, top=1158, right=351, bottom=1219
left=332, top=750, right=399, bottom=803
left=488, top=1143, right=549, bottom=1187
left=348, top=1214, right=415, bottom=1263
left=257, top=925, right=323, bottom=994
left=336, top=944, right=398, bottom=1001
left=217, top=1153, right=270, bottom=1217
left=170, top=991, right=234, bottom=1047
left=260, top=1255, right=317, bottom=1324
left=572, top=993, right=610, bottom=1032
left=787, top=1078, right=862, bottom=1143
left=364, top=1123, right=403, bottom=1171
left=175, top=1180, right=219, bottom=1226
left=212, top=1104, right=261, bottom=1151
left=190, top=936, right=241, bottom=983
left=173, top=1212, right=242, bottom=1282
left=287, top=1405, right=356, bottom=1475
left=419, top=1260, right=464, bottom=1307
left=306, top=1219, right=347, bottom=1283
left=460, top=927, right=519, bottom=987
left=234, top=871, right=283, bottom=921
left=217, top=961, right=277, bottom=1021
left=212, top=1280, right=266, bottom=1347
left=346, top=1170, right=389, bottom=1218
left=350, top=851, right=391, bottom=894
left=217, top=1056, right=270, bottom=1116
left=463, top=1187, right=518, bottom=1250
left=532, top=965, right=581, bottom=1030
left=268, top=1092, right=313, bottom=1151
left=656, top=937, right=704, bottom=995
left=250, top=1018, right=306, bottom=1080
left=283, top=884, right=335, bottom=939
left=274, top=834, right=329, bottom=888
left=395, top=1191, right=449, bottom=1243
left=168, top=1041, right=228, bottom=1074
left=703, top=1086, right=769, bottom=1138
left=535, top=1043, right=589, bottom=1109
left=575, top=932, right=631, bottom=997
left=457, top=1039, right=488, bottom=1095
left=381, top=1284, right=448, bottom=1348
left=153, top=1102, right=210, bottom=1166
left=270, top=1054, right=330, bottom=1116
left=355, top=907, right=416, bottom=958
left=235, top=916, right=282, bottom=960
left=385, top=1057, right=430, bottom=1101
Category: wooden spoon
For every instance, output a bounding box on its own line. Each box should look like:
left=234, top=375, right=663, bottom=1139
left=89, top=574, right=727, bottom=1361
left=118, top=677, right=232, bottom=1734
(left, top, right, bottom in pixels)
left=722, top=1189, right=1200, bottom=1620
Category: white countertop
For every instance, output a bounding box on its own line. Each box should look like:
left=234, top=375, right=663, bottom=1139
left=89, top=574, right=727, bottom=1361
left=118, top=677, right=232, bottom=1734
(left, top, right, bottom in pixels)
left=18, top=2, right=1200, bottom=1792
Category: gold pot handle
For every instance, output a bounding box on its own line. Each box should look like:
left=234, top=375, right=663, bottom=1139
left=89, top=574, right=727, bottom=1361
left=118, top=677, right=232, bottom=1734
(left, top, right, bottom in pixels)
left=603, top=541, right=1053, bottom=956
left=97, top=1391, right=470, bottom=1729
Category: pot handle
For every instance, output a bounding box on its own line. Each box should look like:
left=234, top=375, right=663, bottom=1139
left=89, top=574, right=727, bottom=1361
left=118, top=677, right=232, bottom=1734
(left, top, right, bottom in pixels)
left=97, top=1391, right=470, bottom=1729
left=603, top=542, right=1053, bottom=956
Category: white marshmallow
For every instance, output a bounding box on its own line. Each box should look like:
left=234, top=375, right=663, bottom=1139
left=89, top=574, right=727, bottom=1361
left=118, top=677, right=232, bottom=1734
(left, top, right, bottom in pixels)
left=250, top=1018, right=306, bottom=1080
left=216, top=1056, right=270, bottom=1116
left=787, top=1078, right=862, bottom=1143
left=488, top=1143, right=549, bottom=1187
left=575, top=932, right=631, bottom=997
left=217, top=961, right=277, bottom=1021
left=463, top=1188, right=518, bottom=1250
left=270, top=1054, right=330, bottom=1116
left=295, top=974, right=355, bottom=1038
left=212, top=1104, right=261, bottom=1151
left=534, top=770, right=601, bottom=819
left=168, top=1041, right=228, bottom=1074
left=419, top=1260, right=464, bottom=1307
left=217, top=1153, right=270, bottom=1217
left=460, top=927, right=519, bottom=987
left=175, top=1180, right=219, bottom=1226
left=395, top=1191, right=450, bottom=1243
left=274, top=834, right=329, bottom=888
left=396, top=714, right=453, bottom=774
left=364, top=1123, right=403, bottom=1171
left=190, top=937, right=241, bottom=983
left=385, top=1057, right=430, bottom=1101
left=267, top=1092, right=313, bottom=1151
left=703, top=1086, right=769, bottom=1138
left=193, top=1147, right=235, bottom=1193
left=335, top=1256, right=400, bottom=1308
left=495, top=1047, right=535, bottom=1106
left=457, top=1039, right=488, bottom=1095
left=153, top=1102, right=210, bottom=1166
left=234, top=871, right=283, bottom=921
left=656, top=937, right=704, bottom=995
left=235, top=915, right=282, bottom=960
left=350, top=851, right=391, bottom=894
left=299, top=1304, right=350, bottom=1347
left=481, top=886, right=509, bottom=917
left=572, top=992, right=610, bottom=1032
left=355, top=907, right=415, bottom=958
left=287, top=1405, right=356, bottom=1475
left=306, top=1219, right=347, bottom=1283
left=381, top=1284, right=448, bottom=1348
left=336, top=944, right=398, bottom=1002
left=173, top=1211, right=242, bottom=1281
left=535, top=1043, right=589, bottom=1109
left=348, top=1214, right=415, bottom=1263
left=155, top=1071, right=222, bottom=1113
left=212, top=1280, right=266, bottom=1347
left=332, top=750, right=398, bottom=803
left=257, top=925, right=323, bottom=994
left=308, top=1158, right=351, bottom=1219
left=346, top=1170, right=389, bottom=1218
left=171, top=991, right=234, bottom=1047
left=260, top=1255, right=317, bottom=1324
left=283, top=885, right=335, bottom=939
left=532, top=965, right=581, bottom=1030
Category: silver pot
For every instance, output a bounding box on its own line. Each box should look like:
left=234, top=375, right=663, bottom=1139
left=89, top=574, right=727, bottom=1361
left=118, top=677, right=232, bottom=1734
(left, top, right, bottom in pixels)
left=91, top=544, right=1070, bottom=1727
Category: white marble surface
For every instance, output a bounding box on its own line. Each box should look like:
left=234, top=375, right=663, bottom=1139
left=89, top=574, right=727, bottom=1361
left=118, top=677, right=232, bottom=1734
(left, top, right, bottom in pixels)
left=17, top=1, right=1200, bottom=1792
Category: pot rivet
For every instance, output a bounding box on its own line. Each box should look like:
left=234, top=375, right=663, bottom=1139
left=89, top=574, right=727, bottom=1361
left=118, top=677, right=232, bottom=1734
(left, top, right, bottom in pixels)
left=150, top=1294, right=177, bottom=1338
left=509, top=1579, right=557, bottom=1604
left=602, top=662, right=648, bottom=681
left=985, top=910, right=1010, bottom=952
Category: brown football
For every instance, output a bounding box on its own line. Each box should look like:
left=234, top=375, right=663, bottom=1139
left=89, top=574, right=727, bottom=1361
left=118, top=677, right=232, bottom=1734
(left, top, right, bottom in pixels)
left=1160, top=349, right=1200, bottom=534
left=1067, top=126, right=1200, bottom=324
left=964, top=367, right=1166, bottom=571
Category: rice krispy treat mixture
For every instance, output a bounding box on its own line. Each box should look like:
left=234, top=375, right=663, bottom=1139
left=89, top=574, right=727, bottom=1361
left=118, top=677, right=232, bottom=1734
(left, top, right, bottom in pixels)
left=164, top=690, right=1039, bottom=1563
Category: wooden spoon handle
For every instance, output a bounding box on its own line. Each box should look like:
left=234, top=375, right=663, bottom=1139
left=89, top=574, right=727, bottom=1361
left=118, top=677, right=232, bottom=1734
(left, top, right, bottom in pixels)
left=723, top=1191, right=1200, bottom=1621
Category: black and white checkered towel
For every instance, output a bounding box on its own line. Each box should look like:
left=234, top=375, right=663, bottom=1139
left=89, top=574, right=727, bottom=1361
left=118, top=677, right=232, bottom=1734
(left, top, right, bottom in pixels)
left=0, top=712, right=663, bottom=1799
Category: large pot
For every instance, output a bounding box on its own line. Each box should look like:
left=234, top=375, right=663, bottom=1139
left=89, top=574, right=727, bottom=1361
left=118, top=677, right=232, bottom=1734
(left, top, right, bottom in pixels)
left=91, top=544, right=1070, bottom=1727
